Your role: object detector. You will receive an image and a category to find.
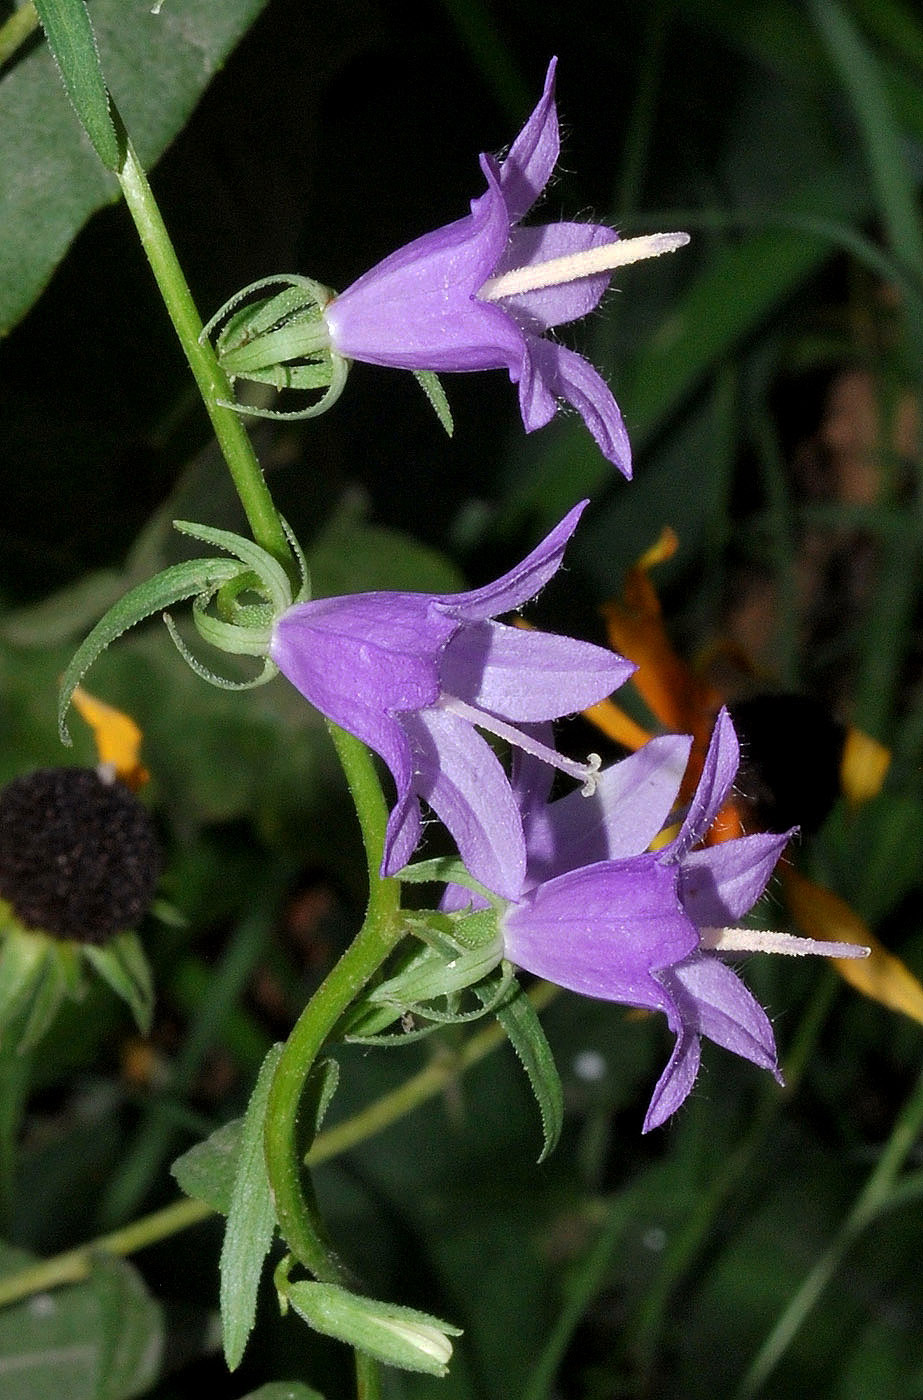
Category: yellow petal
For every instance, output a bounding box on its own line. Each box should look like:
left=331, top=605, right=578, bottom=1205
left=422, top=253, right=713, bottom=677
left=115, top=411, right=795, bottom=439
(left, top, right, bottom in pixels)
left=783, top=866, right=923, bottom=1025
left=840, top=726, right=891, bottom=807
left=71, top=686, right=149, bottom=790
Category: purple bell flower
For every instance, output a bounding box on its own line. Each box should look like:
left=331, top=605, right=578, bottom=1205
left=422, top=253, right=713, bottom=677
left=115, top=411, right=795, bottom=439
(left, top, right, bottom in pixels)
left=499, top=710, right=866, bottom=1130
left=322, top=59, right=688, bottom=476
left=270, top=501, right=632, bottom=899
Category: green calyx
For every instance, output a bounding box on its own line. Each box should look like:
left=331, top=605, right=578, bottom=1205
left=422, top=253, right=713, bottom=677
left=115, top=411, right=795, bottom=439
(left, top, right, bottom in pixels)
left=59, top=521, right=310, bottom=743
left=201, top=275, right=350, bottom=421
left=0, top=906, right=154, bottom=1048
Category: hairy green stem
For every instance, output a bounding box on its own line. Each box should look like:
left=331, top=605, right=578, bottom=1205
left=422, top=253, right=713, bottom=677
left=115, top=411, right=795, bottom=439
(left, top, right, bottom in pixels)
left=264, top=725, right=402, bottom=1281
left=114, top=129, right=293, bottom=573
left=0, top=980, right=559, bottom=1311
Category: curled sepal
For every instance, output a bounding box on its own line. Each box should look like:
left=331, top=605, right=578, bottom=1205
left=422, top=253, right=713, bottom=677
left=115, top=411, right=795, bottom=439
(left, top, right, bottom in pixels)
left=280, top=1277, right=461, bottom=1377
left=58, top=557, right=243, bottom=743
left=201, top=275, right=350, bottom=422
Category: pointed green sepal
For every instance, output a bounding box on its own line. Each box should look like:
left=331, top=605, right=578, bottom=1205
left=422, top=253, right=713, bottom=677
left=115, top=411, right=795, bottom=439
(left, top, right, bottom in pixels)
left=58, top=557, right=244, bottom=742
left=486, top=977, right=564, bottom=1162
left=82, top=931, right=154, bottom=1034
left=413, top=371, right=454, bottom=436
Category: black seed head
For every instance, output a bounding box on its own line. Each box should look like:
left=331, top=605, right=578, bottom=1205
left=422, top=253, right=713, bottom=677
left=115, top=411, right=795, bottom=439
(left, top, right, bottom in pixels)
left=0, top=768, right=160, bottom=943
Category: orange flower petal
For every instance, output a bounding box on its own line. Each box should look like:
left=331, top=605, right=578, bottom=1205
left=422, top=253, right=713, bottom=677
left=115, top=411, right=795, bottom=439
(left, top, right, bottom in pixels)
left=783, top=866, right=923, bottom=1025
left=72, top=686, right=149, bottom=790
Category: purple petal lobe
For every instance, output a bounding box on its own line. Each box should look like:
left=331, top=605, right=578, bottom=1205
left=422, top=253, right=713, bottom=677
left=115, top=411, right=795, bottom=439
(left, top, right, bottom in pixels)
left=668, top=955, right=780, bottom=1077
left=440, top=619, right=633, bottom=720
left=680, top=830, right=791, bottom=926
left=531, top=735, right=692, bottom=883
left=405, top=708, right=526, bottom=899
left=498, top=58, right=559, bottom=224
left=643, top=1020, right=701, bottom=1133
left=382, top=785, right=423, bottom=878
left=446, top=501, right=587, bottom=620
left=522, top=336, right=633, bottom=477
left=493, top=222, right=617, bottom=331
left=668, top=707, right=739, bottom=857
left=502, top=857, right=698, bottom=1001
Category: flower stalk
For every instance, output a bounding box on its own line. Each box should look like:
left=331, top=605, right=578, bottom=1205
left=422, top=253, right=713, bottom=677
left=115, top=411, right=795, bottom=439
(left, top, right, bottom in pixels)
left=263, top=725, right=403, bottom=1280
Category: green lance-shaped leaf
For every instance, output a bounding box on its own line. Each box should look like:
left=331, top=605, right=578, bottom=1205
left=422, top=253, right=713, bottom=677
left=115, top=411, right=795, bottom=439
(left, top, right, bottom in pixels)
left=33, top=0, right=120, bottom=170
left=220, top=1043, right=283, bottom=1370
left=58, top=556, right=243, bottom=743
left=486, top=976, right=564, bottom=1162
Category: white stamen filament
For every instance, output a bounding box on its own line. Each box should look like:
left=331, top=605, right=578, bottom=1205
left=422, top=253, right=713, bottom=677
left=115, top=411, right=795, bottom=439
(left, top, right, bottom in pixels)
left=479, top=231, right=690, bottom=303
left=441, top=697, right=602, bottom=795
left=701, top=927, right=870, bottom=959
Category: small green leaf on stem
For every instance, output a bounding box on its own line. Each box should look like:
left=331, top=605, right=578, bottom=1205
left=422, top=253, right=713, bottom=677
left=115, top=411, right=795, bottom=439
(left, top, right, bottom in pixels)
left=33, top=0, right=120, bottom=169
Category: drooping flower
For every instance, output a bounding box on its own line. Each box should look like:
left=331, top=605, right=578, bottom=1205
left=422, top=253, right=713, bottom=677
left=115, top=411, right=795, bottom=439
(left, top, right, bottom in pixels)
left=270, top=500, right=632, bottom=899
left=321, top=59, right=689, bottom=476
left=499, top=709, right=867, bottom=1130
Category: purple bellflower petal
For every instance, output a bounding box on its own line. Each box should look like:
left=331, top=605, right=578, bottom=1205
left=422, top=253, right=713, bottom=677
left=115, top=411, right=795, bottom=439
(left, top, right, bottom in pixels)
left=404, top=708, right=526, bottom=900
left=495, top=56, right=560, bottom=222
left=270, top=502, right=629, bottom=884
left=679, top=829, right=793, bottom=926
left=664, top=955, right=781, bottom=1079
left=495, top=709, right=801, bottom=1132
left=531, top=734, right=692, bottom=883
left=667, top=706, right=739, bottom=857
left=440, top=620, right=634, bottom=722
left=502, top=858, right=699, bottom=1003
left=319, top=59, right=686, bottom=475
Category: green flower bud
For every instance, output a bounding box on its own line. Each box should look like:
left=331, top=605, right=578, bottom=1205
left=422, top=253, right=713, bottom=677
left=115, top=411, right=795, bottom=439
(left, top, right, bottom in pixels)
left=284, top=1280, right=461, bottom=1377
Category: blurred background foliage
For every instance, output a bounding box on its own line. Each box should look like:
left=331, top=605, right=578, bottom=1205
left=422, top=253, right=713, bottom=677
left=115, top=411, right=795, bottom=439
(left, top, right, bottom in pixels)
left=1, top=0, right=923, bottom=1396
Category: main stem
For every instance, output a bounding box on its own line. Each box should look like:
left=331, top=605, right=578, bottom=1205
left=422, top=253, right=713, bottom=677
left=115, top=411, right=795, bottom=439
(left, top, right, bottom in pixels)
left=115, top=131, right=294, bottom=574
left=264, top=725, right=402, bottom=1282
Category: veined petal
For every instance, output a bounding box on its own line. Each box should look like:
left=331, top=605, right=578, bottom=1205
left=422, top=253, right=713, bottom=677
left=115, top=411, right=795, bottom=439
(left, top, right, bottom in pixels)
left=498, top=57, right=559, bottom=224
left=666, top=954, right=780, bottom=1078
left=324, top=167, right=520, bottom=371
left=493, top=222, right=617, bottom=332
left=439, top=619, right=633, bottom=721
left=445, top=501, right=587, bottom=620
left=643, top=1018, right=701, bottom=1133
left=405, top=707, right=526, bottom=899
left=271, top=594, right=455, bottom=712
left=502, top=857, right=698, bottom=999
left=680, top=830, right=792, bottom=925
left=668, top=707, right=739, bottom=857
left=531, top=735, right=692, bottom=883
left=522, top=336, right=633, bottom=477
